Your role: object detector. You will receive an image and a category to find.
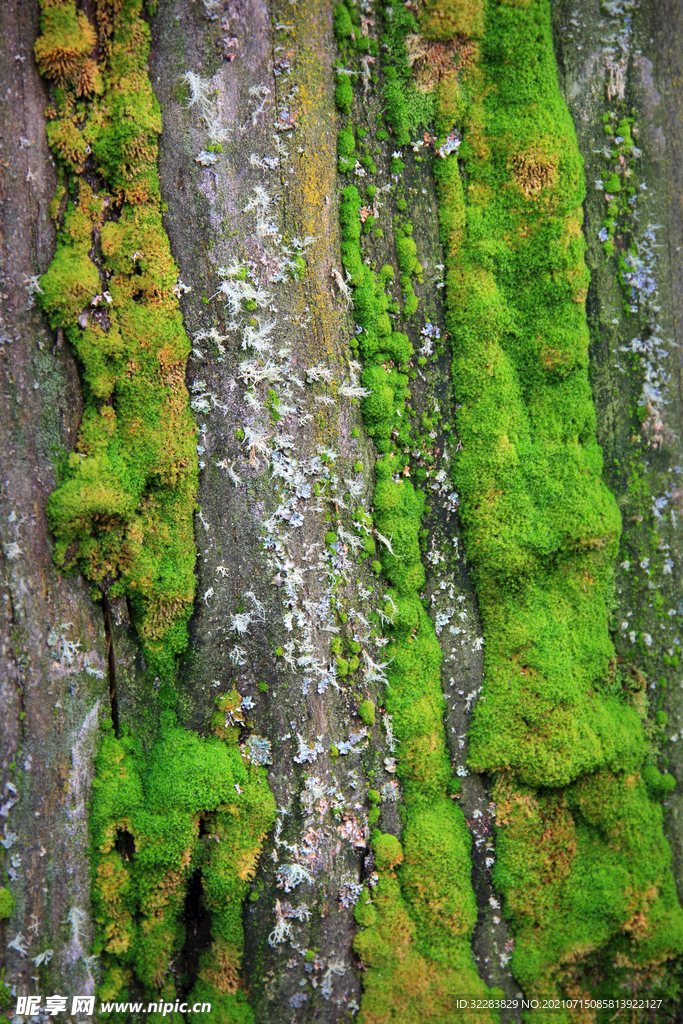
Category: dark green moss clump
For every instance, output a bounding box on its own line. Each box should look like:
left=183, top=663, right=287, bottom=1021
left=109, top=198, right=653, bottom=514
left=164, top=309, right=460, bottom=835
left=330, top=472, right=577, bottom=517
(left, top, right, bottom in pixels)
left=36, top=0, right=197, bottom=679
left=435, top=0, right=683, bottom=1009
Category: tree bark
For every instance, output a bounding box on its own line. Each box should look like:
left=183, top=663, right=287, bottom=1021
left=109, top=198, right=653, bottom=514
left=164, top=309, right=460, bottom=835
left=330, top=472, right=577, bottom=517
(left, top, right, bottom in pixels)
left=2, top=0, right=683, bottom=1021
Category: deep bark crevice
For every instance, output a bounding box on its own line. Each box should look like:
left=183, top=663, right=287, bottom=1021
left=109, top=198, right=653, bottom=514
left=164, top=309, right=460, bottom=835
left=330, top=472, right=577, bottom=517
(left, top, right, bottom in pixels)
left=114, top=827, right=136, bottom=862
left=102, top=596, right=119, bottom=736
left=178, top=867, right=213, bottom=995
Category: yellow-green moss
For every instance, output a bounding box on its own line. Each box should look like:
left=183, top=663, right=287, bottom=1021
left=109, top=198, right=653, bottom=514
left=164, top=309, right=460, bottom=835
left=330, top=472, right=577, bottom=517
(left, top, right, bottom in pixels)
left=91, top=714, right=275, bottom=1015
left=36, top=0, right=197, bottom=679
left=0, top=889, right=14, bottom=921
left=435, top=0, right=683, bottom=1010
left=420, top=0, right=484, bottom=42
left=359, top=699, right=376, bottom=726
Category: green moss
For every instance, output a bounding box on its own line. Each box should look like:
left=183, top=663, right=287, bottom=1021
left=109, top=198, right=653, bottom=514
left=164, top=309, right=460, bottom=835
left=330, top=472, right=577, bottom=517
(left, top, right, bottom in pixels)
left=35, top=2, right=98, bottom=91
left=605, top=171, right=621, bottom=193
left=36, top=0, right=197, bottom=681
left=372, top=831, right=403, bottom=871
left=0, top=889, right=14, bottom=921
left=338, top=125, right=356, bottom=173
left=38, top=4, right=277, bottom=1017
left=91, top=716, right=275, bottom=1011
left=0, top=970, right=11, bottom=1011
left=39, top=209, right=101, bottom=328
left=337, top=27, right=492, bottom=1019
left=435, top=74, right=466, bottom=137
left=359, top=699, right=375, bottom=726
left=641, top=764, right=676, bottom=800
left=420, top=0, right=484, bottom=42
left=335, top=74, right=354, bottom=114
left=333, top=3, right=354, bottom=43
left=435, top=0, right=683, bottom=1007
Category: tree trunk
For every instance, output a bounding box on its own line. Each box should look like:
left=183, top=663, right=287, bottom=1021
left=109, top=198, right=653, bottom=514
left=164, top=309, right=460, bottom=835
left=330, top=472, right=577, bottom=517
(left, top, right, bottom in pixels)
left=1, top=0, right=682, bottom=1022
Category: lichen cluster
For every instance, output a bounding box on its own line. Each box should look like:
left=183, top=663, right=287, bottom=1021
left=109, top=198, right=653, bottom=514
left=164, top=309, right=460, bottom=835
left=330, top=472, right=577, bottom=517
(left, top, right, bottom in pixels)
left=433, top=0, right=683, bottom=1011
left=36, top=0, right=197, bottom=680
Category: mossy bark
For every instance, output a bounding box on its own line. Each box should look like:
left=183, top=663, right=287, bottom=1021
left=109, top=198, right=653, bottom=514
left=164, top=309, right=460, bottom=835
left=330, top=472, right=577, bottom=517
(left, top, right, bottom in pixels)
left=3, top=0, right=683, bottom=1020
left=0, top=0, right=109, bottom=1000
left=553, top=0, right=683, bottom=910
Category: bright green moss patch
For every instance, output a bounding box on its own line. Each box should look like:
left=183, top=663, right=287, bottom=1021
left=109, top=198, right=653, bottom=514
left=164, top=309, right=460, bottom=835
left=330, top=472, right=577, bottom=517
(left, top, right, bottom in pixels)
left=335, top=73, right=354, bottom=114
left=36, top=0, right=197, bottom=679
left=334, top=2, right=354, bottom=42
left=91, top=714, right=275, bottom=1014
left=642, top=763, right=676, bottom=800
left=338, top=125, right=356, bottom=173
left=359, top=699, right=375, bottom=726
left=0, top=889, right=14, bottom=921
left=435, top=0, right=683, bottom=1007
left=354, top=872, right=490, bottom=1024
left=371, top=831, right=403, bottom=871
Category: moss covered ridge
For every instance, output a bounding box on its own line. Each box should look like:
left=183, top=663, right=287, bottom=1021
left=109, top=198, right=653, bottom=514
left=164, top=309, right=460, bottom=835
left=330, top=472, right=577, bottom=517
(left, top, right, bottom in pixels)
left=433, top=0, right=683, bottom=1010
left=334, top=3, right=496, bottom=1019
left=36, top=0, right=197, bottom=680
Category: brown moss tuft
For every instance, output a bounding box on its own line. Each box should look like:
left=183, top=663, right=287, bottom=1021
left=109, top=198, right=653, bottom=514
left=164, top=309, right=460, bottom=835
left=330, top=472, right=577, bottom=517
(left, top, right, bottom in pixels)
left=35, top=2, right=96, bottom=86
left=76, top=57, right=100, bottom=97
left=199, top=939, right=241, bottom=995
left=510, top=148, right=559, bottom=198
left=405, top=34, right=458, bottom=92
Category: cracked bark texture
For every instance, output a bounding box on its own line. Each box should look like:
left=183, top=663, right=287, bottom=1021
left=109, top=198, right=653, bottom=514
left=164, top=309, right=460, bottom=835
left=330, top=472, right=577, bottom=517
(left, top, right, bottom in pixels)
left=151, top=1, right=370, bottom=1018
left=2, top=0, right=683, bottom=1019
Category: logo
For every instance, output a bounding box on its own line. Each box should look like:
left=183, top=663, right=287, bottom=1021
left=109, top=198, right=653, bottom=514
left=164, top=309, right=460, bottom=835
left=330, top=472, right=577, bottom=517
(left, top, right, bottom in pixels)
left=16, top=997, right=41, bottom=1016
left=72, top=997, right=95, bottom=1015
left=15, top=995, right=94, bottom=1017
